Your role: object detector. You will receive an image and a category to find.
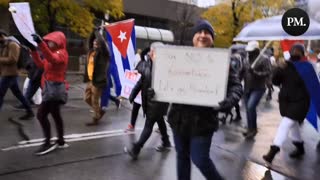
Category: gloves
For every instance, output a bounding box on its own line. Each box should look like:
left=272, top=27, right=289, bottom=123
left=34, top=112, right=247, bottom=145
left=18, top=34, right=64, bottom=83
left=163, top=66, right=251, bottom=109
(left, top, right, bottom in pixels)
left=24, top=40, right=36, bottom=51
left=213, top=100, right=233, bottom=112
left=31, top=34, right=43, bottom=44
left=147, top=88, right=155, bottom=100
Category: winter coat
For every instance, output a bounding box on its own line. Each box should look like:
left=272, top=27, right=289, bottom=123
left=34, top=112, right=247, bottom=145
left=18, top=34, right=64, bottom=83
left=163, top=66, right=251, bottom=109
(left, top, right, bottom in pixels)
left=31, top=31, right=68, bottom=88
left=84, top=31, right=110, bottom=88
left=273, top=61, right=310, bottom=122
left=244, top=54, right=272, bottom=91
left=129, top=56, right=169, bottom=118
left=168, top=62, right=243, bottom=137
left=0, top=40, right=20, bottom=76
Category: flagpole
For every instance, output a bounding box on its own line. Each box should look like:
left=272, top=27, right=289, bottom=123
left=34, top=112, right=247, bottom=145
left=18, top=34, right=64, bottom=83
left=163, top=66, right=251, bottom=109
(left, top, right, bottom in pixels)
left=251, top=40, right=272, bottom=68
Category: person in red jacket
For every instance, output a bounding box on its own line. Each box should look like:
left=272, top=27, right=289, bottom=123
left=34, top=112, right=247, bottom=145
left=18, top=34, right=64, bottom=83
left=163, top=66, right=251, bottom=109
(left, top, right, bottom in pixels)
left=25, top=31, right=69, bottom=155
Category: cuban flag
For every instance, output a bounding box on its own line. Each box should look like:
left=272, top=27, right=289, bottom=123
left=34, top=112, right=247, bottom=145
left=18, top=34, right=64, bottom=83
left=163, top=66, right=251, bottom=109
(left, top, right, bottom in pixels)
left=104, top=19, right=136, bottom=89
left=293, top=61, right=320, bottom=131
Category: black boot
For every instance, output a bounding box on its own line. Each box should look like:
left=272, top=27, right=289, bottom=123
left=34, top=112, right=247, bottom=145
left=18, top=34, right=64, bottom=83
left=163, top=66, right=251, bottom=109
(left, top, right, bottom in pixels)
left=263, top=145, right=280, bottom=164
left=243, top=129, right=258, bottom=139
left=19, top=110, right=35, bottom=120
left=317, top=141, right=320, bottom=152
left=124, top=143, right=141, bottom=160
left=289, top=141, right=305, bottom=158
left=156, top=140, right=171, bottom=152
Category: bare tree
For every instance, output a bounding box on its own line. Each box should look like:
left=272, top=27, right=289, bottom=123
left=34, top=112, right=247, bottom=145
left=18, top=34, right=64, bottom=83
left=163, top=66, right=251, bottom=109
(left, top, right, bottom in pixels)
left=171, top=3, right=201, bottom=45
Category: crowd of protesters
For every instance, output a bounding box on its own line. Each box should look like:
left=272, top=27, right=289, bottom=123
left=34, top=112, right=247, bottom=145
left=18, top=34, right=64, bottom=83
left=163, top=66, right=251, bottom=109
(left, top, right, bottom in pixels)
left=1, top=18, right=320, bottom=180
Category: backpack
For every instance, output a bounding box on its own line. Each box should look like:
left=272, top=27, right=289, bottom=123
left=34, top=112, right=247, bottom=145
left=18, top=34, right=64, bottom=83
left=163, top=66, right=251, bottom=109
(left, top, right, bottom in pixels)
left=17, top=44, right=33, bottom=69
left=6, top=40, right=32, bottom=69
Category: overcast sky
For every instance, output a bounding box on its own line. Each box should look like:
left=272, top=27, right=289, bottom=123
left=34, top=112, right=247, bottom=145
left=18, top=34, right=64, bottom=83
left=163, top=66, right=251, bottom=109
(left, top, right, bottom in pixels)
left=197, top=0, right=215, bottom=7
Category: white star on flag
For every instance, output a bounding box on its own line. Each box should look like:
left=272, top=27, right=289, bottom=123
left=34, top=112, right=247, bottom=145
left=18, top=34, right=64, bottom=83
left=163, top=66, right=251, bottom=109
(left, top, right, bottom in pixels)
left=118, top=30, right=127, bottom=42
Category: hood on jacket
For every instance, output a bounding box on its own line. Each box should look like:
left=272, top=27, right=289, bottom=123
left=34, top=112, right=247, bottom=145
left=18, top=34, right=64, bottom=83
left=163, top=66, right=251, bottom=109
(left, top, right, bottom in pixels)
left=43, top=31, right=67, bottom=50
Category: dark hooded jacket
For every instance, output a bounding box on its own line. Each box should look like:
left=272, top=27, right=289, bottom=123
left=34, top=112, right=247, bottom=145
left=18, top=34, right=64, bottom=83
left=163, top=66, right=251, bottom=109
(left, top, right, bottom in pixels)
left=244, top=50, right=272, bottom=91
left=273, top=61, right=310, bottom=122
left=129, top=54, right=169, bottom=118
left=31, top=31, right=68, bottom=88
left=83, top=31, right=110, bottom=88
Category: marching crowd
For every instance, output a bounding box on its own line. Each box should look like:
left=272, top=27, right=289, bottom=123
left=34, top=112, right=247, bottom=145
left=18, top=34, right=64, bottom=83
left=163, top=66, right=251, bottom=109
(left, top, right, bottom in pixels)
left=1, top=18, right=320, bottom=180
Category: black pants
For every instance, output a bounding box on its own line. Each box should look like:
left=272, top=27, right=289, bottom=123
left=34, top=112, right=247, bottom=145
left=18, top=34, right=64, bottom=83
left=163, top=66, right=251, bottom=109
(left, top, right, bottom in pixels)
left=135, top=114, right=170, bottom=148
left=130, top=102, right=141, bottom=127
left=37, top=101, right=65, bottom=145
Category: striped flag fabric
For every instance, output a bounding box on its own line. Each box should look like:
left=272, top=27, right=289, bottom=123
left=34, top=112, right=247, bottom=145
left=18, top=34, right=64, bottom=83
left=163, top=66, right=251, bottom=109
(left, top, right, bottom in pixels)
left=293, top=61, right=320, bottom=131
left=104, top=19, right=136, bottom=89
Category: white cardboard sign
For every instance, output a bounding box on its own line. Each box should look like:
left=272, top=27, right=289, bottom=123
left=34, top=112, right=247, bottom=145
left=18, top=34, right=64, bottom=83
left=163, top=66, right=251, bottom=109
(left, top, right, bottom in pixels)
left=120, top=70, right=142, bottom=104
left=152, top=46, right=230, bottom=107
left=9, top=2, right=37, bottom=46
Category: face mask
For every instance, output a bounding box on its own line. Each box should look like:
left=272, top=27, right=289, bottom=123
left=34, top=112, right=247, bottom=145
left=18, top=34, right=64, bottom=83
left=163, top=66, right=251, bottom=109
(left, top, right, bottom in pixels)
left=248, top=50, right=259, bottom=63
left=47, top=41, right=56, bottom=49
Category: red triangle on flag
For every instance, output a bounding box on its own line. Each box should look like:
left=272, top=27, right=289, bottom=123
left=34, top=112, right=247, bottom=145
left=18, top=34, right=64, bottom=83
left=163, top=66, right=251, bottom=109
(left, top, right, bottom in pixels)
left=105, top=19, right=134, bottom=58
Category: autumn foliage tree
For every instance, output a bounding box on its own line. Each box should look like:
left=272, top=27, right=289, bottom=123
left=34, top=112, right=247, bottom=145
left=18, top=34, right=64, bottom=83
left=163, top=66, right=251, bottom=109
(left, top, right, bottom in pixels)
left=202, top=0, right=295, bottom=47
left=0, top=0, right=124, bottom=38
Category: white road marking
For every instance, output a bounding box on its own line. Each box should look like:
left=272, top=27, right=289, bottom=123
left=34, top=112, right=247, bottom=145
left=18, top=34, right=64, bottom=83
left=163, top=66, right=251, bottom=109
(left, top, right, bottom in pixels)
left=2, top=128, right=143, bottom=151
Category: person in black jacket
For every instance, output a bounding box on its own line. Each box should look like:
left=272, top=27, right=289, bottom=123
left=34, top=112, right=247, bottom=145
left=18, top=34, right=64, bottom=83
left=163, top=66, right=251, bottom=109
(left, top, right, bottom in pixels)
left=124, top=43, right=171, bottom=159
left=262, top=44, right=310, bottom=164
left=243, top=41, right=272, bottom=139
left=167, top=20, right=242, bottom=180
left=125, top=52, right=146, bottom=132
left=14, top=53, right=43, bottom=109
left=84, top=30, right=110, bottom=126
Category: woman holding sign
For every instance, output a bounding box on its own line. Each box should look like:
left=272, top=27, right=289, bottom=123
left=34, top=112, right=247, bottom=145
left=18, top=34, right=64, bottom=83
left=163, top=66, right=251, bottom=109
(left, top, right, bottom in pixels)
left=167, top=20, right=243, bottom=180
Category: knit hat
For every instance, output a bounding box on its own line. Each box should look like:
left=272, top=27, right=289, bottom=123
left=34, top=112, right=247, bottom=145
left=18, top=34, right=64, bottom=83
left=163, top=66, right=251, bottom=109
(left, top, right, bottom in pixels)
left=290, top=43, right=305, bottom=56
left=192, top=20, right=215, bottom=39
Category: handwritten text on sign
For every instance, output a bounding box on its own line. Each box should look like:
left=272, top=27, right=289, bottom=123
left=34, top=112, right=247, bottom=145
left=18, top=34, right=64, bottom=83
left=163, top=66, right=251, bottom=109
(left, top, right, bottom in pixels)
left=152, top=46, right=230, bottom=107
left=120, top=70, right=142, bottom=104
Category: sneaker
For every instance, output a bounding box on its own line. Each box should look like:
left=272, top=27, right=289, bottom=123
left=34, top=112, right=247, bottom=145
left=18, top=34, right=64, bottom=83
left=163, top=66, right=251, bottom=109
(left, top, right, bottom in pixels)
left=155, top=143, right=171, bottom=152
left=12, top=104, right=25, bottom=111
left=99, top=109, right=106, bottom=119
left=115, top=99, right=121, bottom=109
left=86, top=121, right=99, bottom=126
left=57, top=143, right=69, bottom=149
left=243, top=129, right=258, bottom=139
left=124, top=144, right=140, bottom=160
left=125, top=124, right=135, bottom=132
left=19, top=111, right=35, bottom=120
left=35, top=143, right=57, bottom=156
left=124, top=146, right=138, bottom=160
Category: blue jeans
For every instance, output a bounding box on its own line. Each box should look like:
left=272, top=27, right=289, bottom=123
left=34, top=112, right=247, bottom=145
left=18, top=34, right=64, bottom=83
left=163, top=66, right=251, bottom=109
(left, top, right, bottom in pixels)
left=173, top=131, right=223, bottom=180
left=100, top=84, right=119, bottom=107
left=0, top=76, right=31, bottom=111
left=244, top=89, right=265, bottom=130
